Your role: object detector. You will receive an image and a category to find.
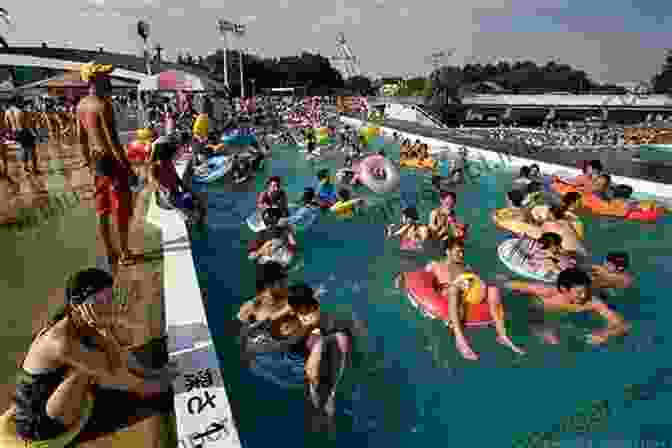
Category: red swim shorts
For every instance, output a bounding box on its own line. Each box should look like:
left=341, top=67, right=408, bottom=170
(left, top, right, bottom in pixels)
left=94, top=159, right=131, bottom=222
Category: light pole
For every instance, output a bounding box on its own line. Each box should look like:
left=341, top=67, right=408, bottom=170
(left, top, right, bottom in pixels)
left=217, top=20, right=234, bottom=91
left=233, top=23, right=247, bottom=99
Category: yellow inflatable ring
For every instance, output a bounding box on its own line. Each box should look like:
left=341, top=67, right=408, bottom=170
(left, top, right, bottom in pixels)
left=0, top=392, right=95, bottom=448
left=330, top=199, right=357, bottom=213
left=455, top=272, right=483, bottom=305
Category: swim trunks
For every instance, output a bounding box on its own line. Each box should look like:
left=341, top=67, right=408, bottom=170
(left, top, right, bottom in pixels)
left=94, top=155, right=131, bottom=220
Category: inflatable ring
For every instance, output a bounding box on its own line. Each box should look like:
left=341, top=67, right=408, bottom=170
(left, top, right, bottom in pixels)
left=358, top=155, right=400, bottom=194
left=454, top=273, right=483, bottom=305
left=498, top=238, right=558, bottom=283
left=330, top=199, right=358, bottom=215
left=403, top=270, right=503, bottom=328
left=0, top=392, right=95, bottom=448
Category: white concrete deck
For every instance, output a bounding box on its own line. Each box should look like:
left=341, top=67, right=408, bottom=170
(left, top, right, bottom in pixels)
left=146, top=159, right=242, bottom=448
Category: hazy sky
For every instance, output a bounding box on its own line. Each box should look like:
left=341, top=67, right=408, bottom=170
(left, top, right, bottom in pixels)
left=2, top=0, right=671, bottom=83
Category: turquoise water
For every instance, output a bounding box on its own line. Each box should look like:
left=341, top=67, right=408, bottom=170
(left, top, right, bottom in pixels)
left=191, top=138, right=672, bottom=447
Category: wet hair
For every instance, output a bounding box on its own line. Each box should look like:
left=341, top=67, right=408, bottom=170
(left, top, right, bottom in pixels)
left=588, top=160, right=603, bottom=172
left=317, top=169, right=330, bottom=181
left=402, top=206, right=419, bottom=221
left=255, top=262, right=288, bottom=293
left=266, top=176, right=281, bottom=186
left=529, top=164, right=540, bottom=175
left=507, top=190, right=525, bottom=207
left=302, top=188, right=316, bottom=204
left=537, top=232, right=562, bottom=249
left=338, top=188, right=351, bottom=201
left=612, top=184, right=633, bottom=199
left=519, top=166, right=531, bottom=178
left=441, top=236, right=464, bottom=253
left=270, top=314, right=302, bottom=339
left=440, top=190, right=457, bottom=201
left=597, top=173, right=611, bottom=185
left=562, top=192, right=581, bottom=207
left=557, top=268, right=591, bottom=292
left=287, top=283, right=319, bottom=314
left=377, top=150, right=386, bottom=156
left=526, top=181, right=543, bottom=195
left=550, top=205, right=567, bottom=220
left=606, top=251, right=629, bottom=270
left=65, top=268, right=114, bottom=306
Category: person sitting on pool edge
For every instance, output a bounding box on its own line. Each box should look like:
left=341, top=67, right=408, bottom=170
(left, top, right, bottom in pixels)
left=412, top=237, right=525, bottom=361
left=589, top=252, right=633, bottom=291
left=386, top=206, right=431, bottom=250
left=428, top=191, right=466, bottom=241
left=10, top=268, right=174, bottom=444
left=150, top=140, right=205, bottom=225
left=331, top=188, right=364, bottom=219
left=498, top=267, right=631, bottom=345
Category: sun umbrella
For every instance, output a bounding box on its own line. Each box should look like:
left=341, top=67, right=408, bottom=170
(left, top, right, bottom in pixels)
left=138, top=70, right=223, bottom=92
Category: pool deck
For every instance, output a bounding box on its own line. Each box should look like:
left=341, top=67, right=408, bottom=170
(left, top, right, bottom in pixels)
left=1, top=137, right=173, bottom=447
left=352, top=115, right=672, bottom=186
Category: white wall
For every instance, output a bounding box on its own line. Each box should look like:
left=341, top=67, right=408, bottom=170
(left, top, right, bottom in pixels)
left=146, top=160, right=242, bottom=448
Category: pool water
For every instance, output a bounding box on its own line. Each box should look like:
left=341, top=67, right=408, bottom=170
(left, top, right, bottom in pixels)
left=191, top=137, right=672, bottom=448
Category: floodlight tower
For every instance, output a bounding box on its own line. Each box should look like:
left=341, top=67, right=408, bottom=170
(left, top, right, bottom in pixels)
left=331, top=32, right=361, bottom=79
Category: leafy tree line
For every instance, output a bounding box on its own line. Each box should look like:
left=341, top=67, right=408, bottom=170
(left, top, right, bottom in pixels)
left=175, top=49, right=346, bottom=96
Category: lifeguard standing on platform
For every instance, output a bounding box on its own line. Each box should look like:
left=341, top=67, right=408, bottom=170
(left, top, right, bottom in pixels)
left=76, top=63, right=138, bottom=268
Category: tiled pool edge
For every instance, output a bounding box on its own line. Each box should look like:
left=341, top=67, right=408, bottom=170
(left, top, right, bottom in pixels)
left=146, top=161, right=242, bottom=448
left=341, top=117, right=672, bottom=198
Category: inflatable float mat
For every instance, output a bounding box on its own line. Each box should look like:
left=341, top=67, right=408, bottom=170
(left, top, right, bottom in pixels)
left=403, top=270, right=502, bottom=327
left=0, top=393, right=94, bottom=448
left=497, top=239, right=557, bottom=283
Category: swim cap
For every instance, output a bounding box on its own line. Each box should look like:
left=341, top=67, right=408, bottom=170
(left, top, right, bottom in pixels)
left=65, top=268, right=114, bottom=306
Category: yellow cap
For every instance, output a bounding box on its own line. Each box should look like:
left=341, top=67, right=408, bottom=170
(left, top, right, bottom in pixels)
left=80, top=63, right=114, bottom=82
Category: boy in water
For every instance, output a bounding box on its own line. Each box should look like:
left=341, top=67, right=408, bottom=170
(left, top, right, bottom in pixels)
left=499, top=268, right=631, bottom=345
left=428, top=191, right=466, bottom=241
left=589, top=252, right=633, bottom=290
left=402, top=237, right=524, bottom=360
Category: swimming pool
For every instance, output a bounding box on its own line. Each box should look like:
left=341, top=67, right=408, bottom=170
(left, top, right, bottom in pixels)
left=191, top=137, right=672, bottom=447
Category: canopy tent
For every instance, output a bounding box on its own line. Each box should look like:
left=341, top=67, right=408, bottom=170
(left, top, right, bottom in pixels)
left=138, top=70, right=226, bottom=92
left=15, top=71, right=137, bottom=98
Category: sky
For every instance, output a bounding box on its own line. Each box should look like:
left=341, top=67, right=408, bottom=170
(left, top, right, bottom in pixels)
left=1, top=0, right=671, bottom=84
